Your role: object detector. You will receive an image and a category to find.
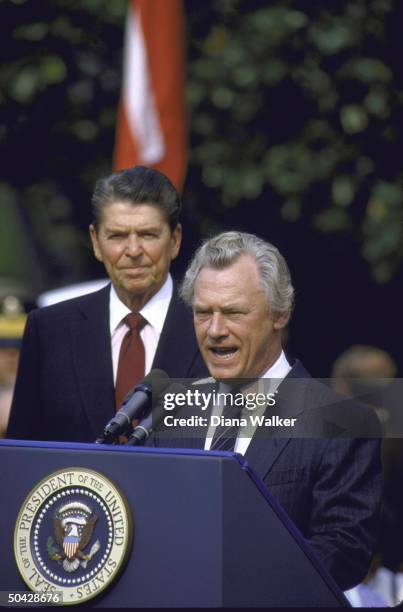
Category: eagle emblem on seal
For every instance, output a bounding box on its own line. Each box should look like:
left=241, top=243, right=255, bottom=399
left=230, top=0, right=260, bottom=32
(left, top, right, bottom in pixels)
left=46, top=501, right=100, bottom=572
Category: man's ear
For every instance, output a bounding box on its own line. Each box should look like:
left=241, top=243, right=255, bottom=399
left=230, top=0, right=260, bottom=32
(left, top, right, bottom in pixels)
left=273, top=311, right=290, bottom=331
left=170, top=223, right=182, bottom=261
left=89, top=225, right=102, bottom=262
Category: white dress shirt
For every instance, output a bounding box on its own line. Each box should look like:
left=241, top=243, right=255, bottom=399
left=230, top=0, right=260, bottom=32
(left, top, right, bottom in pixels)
left=110, top=275, right=173, bottom=383
left=204, top=351, right=292, bottom=455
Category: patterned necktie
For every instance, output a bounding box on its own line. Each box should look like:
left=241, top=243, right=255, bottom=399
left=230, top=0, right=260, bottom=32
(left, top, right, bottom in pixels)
left=115, top=313, right=146, bottom=409
left=210, top=394, right=243, bottom=452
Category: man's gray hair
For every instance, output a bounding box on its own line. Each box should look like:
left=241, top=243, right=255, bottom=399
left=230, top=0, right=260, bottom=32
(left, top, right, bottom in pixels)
left=180, top=231, right=294, bottom=318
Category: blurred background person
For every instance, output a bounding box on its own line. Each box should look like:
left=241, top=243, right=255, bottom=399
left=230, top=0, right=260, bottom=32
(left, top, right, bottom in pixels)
left=331, top=345, right=403, bottom=606
left=332, top=345, right=396, bottom=399
left=0, top=295, right=27, bottom=437
left=332, top=344, right=397, bottom=428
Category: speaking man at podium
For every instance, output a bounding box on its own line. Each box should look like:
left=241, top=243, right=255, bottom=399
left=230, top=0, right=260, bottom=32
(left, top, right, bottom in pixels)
left=153, top=230, right=382, bottom=592
left=7, top=166, right=207, bottom=443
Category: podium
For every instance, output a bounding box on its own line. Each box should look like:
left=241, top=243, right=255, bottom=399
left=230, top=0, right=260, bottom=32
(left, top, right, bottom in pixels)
left=0, top=440, right=348, bottom=607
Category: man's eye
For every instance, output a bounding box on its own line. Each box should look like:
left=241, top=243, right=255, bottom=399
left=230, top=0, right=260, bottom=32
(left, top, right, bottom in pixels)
left=194, top=311, right=210, bottom=318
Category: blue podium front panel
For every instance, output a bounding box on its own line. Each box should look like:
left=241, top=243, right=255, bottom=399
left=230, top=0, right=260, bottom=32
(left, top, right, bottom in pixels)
left=0, top=441, right=346, bottom=607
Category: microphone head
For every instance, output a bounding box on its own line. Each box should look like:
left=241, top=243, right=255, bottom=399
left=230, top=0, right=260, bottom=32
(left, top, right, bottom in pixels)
left=134, top=369, right=171, bottom=401
left=126, top=381, right=187, bottom=445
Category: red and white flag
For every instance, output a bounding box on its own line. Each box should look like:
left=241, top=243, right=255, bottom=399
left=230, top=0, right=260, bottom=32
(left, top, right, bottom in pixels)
left=114, top=0, right=187, bottom=191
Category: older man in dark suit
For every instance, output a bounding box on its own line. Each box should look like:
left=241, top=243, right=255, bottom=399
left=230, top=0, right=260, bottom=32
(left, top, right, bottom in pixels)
left=7, top=166, right=207, bottom=443
left=153, top=230, right=382, bottom=591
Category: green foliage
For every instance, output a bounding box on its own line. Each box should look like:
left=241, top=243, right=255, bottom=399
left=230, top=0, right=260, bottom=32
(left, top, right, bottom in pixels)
left=362, top=181, right=403, bottom=282
left=186, top=0, right=403, bottom=282
left=0, top=183, right=42, bottom=293
left=0, top=0, right=127, bottom=289
left=1, top=0, right=402, bottom=288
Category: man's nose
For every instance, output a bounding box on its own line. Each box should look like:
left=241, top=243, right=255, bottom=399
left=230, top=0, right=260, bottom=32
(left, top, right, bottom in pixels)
left=207, top=312, right=228, bottom=339
left=125, top=235, right=142, bottom=257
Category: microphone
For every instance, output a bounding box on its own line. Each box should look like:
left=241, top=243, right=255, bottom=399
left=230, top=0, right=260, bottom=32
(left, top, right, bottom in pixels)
left=95, top=369, right=170, bottom=444
left=126, top=382, right=186, bottom=446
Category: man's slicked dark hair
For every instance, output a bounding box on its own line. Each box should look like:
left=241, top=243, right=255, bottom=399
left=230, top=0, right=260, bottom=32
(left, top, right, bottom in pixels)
left=91, top=166, right=182, bottom=230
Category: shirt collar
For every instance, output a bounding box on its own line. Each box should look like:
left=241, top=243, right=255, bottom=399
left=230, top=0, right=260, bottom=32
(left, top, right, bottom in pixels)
left=261, top=350, right=291, bottom=379
left=109, top=274, right=173, bottom=335
left=217, top=350, right=291, bottom=395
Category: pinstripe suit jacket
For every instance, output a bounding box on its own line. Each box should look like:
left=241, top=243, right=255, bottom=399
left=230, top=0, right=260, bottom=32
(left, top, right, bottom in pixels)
left=152, top=360, right=382, bottom=590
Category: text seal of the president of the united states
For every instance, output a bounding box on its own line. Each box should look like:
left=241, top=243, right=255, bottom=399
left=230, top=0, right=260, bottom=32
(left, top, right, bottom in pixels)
left=14, top=467, right=132, bottom=605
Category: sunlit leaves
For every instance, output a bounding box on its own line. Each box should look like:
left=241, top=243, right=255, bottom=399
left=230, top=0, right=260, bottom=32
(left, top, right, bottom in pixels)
left=340, top=105, right=368, bottom=134
left=187, top=0, right=402, bottom=282
left=314, top=208, right=352, bottom=232
left=332, top=176, right=355, bottom=207
left=14, top=22, right=48, bottom=41
left=1, top=0, right=403, bottom=288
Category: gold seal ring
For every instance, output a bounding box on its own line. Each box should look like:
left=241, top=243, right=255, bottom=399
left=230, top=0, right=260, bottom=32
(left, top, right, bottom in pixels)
left=14, top=467, right=133, bottom=606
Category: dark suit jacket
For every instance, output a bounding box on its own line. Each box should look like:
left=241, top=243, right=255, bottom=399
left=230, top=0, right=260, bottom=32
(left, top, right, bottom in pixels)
left=7, top=284, right=208, bottom=443
left=152, top=360, right=382, bottom=591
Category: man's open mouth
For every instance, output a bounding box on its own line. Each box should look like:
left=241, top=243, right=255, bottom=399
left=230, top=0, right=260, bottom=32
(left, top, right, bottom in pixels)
left=210, top=347, right=238, bottom=359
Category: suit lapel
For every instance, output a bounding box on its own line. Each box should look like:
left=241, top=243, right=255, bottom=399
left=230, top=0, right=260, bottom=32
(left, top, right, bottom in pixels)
left=152, top=286, right=199, bottom=378
left=70, top=285, right=115, bottom=438
left=245, top=360, right=311, bottom=480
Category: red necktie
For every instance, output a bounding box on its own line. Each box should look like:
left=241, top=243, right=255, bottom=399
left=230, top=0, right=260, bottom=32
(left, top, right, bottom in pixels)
left=115, top=313, right=146, bottom=409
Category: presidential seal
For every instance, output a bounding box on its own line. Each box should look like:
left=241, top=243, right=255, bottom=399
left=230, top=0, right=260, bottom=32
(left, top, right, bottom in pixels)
left=13, top=468, right=132, bottom=606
